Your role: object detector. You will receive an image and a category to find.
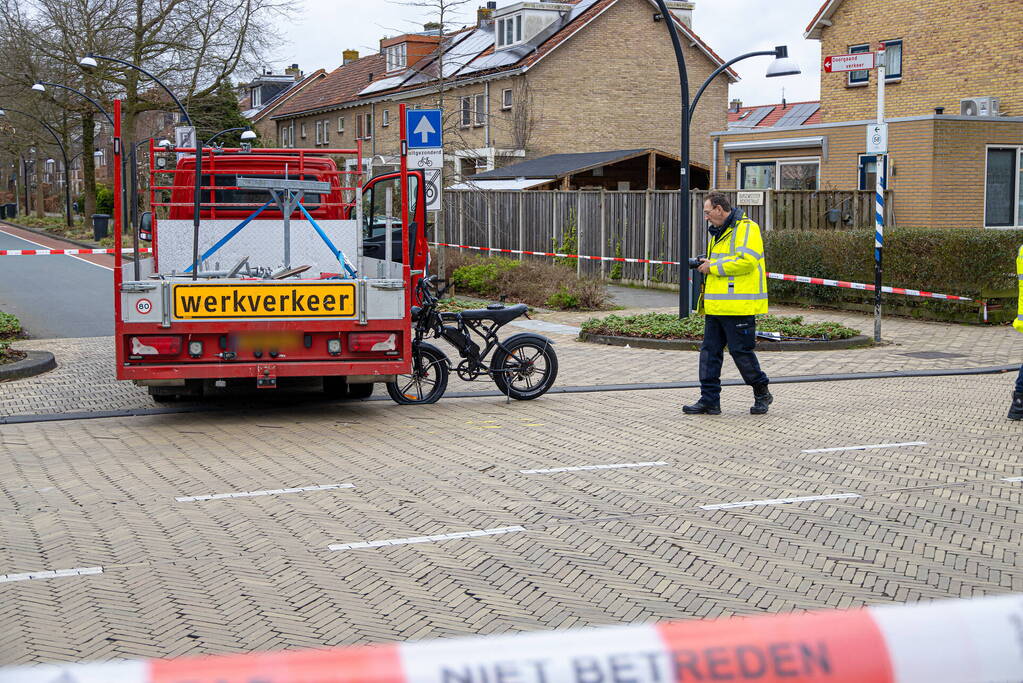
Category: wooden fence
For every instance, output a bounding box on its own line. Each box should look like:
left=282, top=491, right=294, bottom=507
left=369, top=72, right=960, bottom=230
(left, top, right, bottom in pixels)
left=440, top=189, right=894, bottom=286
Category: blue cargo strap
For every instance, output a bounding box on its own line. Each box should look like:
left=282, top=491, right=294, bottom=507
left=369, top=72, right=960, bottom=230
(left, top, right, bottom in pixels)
left=184, top=200, right=274, bottom=273
left=296, top=200, right=357, bottom=278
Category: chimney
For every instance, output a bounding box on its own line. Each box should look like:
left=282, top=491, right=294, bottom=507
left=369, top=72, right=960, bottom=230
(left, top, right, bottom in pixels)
left=667, top=1, right=695, bottom=28
left=477, top=4, right=495, bottom=27
left=729, top=99, right=742, bottom=113
left=343, top=49, right=359, bottom=65
left=284, top=63, right=302, bottom=79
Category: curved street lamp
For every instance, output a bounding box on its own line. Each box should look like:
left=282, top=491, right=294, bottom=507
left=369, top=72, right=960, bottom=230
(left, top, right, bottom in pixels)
left=0, top=106, right=73, bottom=228
left=652, top=1, right=801, bottom=317
left=31, top=81, right=113, bottom=126
left=78, top=53, right=190, bottom=124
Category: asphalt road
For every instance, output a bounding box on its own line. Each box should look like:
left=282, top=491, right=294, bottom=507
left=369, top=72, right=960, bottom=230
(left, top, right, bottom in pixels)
left=0, top=228, right=113, bottom=338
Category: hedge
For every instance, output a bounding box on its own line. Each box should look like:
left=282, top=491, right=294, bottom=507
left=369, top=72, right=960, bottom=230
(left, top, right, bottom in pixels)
left=764, top=228, right=1023, bottom=323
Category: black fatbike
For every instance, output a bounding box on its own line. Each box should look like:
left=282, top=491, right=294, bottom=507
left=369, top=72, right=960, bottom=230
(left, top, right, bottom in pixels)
left=386, top=276, right=558, bottom=405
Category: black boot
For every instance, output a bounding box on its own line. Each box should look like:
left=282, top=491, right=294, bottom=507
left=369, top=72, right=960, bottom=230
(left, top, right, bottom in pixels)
left=683, top=399, right=721, bottom=415
left=1009, top=391, right=1023, bottom=421
left=750, top=383, right=773, bottom=415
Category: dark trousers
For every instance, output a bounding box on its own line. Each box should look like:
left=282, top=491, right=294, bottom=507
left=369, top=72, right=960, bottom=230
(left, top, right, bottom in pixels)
left=1016, top=364, right=1023, bottom=393
left=699, top=314, right=769, bottom=404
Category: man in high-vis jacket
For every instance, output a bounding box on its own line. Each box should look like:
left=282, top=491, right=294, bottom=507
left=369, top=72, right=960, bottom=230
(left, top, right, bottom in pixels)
left=1010, top=244, right=1023, bottom=420
left=683, top=193, right=772, bottom=415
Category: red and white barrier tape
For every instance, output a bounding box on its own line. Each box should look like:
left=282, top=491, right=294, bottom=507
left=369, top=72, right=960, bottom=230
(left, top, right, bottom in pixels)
left=1, top=593, right=1020, bottom=682
left=0, top=248, right=152, bottom=256
left=432, top=242, right=973, bottom=302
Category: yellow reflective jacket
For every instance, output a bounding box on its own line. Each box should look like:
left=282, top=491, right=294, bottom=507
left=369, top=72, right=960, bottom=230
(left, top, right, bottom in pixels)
left=1015, top=245, right=1023, bottom=333
left=698, top=212, right=769, bottom=316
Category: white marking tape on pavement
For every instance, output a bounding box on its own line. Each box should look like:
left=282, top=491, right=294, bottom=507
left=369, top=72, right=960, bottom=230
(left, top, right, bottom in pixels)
left=431, top=241, right=973, bottom=302
left=0, top=566, right=102, bottom=584
left=0, top=228, right=114, bottom=272
left=3, top=593, right=1021, bottom=681
left=176, top=483, right=354, bottom=502
left=328, top=526, right=525, bottom=551
left=1002, top=476, right=1023, bottom=482
left=520, top=461, right=669, bottom=474
left=508, top=319, right=582, bottom=335
left=700, top=493, right=861, bottom=510
left=801, top=441, right=928, bottom=454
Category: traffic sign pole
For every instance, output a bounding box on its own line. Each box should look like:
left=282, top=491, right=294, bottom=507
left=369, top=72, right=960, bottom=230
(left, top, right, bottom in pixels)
left=874, top=45, right=886, bottom=343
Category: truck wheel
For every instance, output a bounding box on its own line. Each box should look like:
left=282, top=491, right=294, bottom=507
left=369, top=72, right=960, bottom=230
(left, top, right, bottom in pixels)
left=323, top=377, right=374, bottom=400
left=345, top=383, right=374, bottom=400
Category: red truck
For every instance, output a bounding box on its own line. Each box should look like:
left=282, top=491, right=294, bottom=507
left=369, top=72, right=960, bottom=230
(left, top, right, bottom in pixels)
left=112, top=100, right=429, bottom=401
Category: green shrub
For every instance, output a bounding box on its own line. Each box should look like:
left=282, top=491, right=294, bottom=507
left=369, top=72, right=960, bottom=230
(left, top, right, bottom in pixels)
left=552, top=215, right=578, bottom=269
left=96, top=184, right=115, bottom=215
left=765, top=228, right=1023, bottom=322
left=451, top=257, right=521, bottom=294
left=545, top=286, right=580, bottom=310
left=580, top=313, right=859, bottom=340
left=0, top=311, right=21, bottom=338
left=609, top=239, right=623, bottom=280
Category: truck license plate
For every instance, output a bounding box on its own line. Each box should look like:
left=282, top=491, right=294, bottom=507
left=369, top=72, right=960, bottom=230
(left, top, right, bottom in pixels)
left=173, top=283, right=356, bottom=319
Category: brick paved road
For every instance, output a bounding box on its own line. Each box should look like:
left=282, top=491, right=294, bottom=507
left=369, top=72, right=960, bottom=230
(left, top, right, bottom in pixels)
left=1, top=373, right=1021, bottom=666
left=4, top=304, right=1022, bottom=418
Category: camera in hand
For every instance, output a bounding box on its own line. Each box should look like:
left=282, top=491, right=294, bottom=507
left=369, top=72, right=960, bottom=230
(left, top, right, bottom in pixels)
left=687, top=258, right=704, bottom=269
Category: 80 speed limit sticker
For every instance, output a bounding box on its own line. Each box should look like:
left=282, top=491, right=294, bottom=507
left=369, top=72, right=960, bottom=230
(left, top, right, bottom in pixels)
left=135, top=299, right=153, bottom=315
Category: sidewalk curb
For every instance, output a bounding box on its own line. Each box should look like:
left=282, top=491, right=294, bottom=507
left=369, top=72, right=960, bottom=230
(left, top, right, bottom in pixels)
left=578, top=332, right=875, bottom=352
left=0, top=219, right=99, bottom=249
left=0, top=351, right=57, bottom=382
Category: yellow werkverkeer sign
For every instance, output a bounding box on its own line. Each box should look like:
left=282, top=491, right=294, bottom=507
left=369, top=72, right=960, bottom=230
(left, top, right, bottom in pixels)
left=173, top=283, right=356, bottom=319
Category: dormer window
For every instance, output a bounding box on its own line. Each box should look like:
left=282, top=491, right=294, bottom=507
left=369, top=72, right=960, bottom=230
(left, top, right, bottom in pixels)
left=495, top=14, right=522, bottom=48
left=251, top=87, right=262, bottom=107
left=385, top=43, right=407, bottom=72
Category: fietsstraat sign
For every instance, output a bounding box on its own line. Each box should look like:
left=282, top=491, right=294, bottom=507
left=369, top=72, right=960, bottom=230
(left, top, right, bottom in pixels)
left=823, top=52, right=875, bottom=73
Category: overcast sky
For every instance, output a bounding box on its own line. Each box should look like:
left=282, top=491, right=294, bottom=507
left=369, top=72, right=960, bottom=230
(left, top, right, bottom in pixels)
left=273, top=0, right=824, bottom=108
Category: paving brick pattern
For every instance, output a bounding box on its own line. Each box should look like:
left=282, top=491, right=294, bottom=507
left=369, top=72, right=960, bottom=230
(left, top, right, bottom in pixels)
left=3, top=304, right=1022, bottom=418
left=1, top=373, right=1021, bottom=666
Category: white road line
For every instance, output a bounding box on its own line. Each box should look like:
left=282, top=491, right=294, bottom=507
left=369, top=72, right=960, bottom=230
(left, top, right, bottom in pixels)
left=700, top=493, right=861, bottom=511
left=0, top=566, right=103, bottom=583
left=0, top=227, right=114, bottom=271
left=801, top=441, right=927, bottom=454
left=520, top=461, right=669, bottom=474
left=176, top=483, right=354, bottom=502
left=328, top=526, right=526, bottom=551
left=1002, top=477, right=1023, bottom=482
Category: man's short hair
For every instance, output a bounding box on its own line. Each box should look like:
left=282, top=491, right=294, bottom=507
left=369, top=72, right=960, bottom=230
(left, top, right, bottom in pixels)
left=705, top=192, right=732, bottom=212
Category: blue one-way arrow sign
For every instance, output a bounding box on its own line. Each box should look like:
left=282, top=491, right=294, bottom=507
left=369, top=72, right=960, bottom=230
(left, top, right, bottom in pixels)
left=406, top=109, right=442, bottom=149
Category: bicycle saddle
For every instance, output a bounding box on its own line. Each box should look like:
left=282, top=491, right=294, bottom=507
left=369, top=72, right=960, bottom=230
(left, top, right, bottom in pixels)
left=456, top=303, right=528, bottom=324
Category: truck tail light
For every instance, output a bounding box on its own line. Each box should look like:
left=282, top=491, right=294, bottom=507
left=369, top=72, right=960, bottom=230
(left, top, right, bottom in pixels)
left=188, top=341, right=203, bottom=357
left=131, top=336, right=182, bottom=356
left=349, top=332, right=397, bottom=352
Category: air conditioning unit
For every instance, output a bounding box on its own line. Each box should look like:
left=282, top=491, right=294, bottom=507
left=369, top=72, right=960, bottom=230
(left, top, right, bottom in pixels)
left=960, top=96, right=1001, bottom=117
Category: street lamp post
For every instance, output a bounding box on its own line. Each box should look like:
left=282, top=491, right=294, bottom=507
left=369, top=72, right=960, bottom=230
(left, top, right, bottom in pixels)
left=652, top=1, right=800, bottom=317
left=78, top=54, right=190, bottom=124
left=0, top=107, right=73, bottom=228
left=31, top=81, right=113, bottom=126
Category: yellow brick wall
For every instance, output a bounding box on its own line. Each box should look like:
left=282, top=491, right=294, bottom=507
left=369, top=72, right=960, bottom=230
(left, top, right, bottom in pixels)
left=818, top=0, right=1023, bottom=123
left=713, top=118, right=1023, bottom=227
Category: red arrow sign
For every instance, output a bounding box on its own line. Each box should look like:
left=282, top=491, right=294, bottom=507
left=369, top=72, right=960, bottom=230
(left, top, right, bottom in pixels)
left=824, top=52, right=875, bottom=73
left=823, top=56, right=833, bottom=72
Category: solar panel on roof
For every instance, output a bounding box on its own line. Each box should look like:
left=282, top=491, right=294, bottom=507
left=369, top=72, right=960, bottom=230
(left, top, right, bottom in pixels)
left=730, top=106, right=774, bottom=128
left=773, top=102, right=820, bottom=128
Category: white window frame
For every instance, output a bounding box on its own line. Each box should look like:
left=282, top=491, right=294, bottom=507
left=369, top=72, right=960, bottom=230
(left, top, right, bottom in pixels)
left=737, top=156, right=821, bottom=190
left=848, top=44, right=870, bottom=86
left=460, top=97, right=472, bottom=127
left=984, top=144, right=1023, bottom=229
left=382, top=109, right=390, bottom=127
left=502, top=88, right=513, bottom=111
left=300, top=122, right=307, bottom=139
left=363, top=113, right=373, bottom=140
left=322, top=119, right=330, bottom=143
left=496, top=14, right=523, bottom=48
left=474, top=93, right=486, bottom=127
left=315, top=120, right=323, bottom=145
left=337, top=116, right=345, bottom=134
left=385, top=43, right=407, bottom=72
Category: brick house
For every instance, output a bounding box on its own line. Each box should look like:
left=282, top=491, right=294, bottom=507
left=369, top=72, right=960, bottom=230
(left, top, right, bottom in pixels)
left=709, top=0, right=1023, bottom=228
left=271, top=0, right=736, bottom=189
left=239, top=66, right=327, bottom=144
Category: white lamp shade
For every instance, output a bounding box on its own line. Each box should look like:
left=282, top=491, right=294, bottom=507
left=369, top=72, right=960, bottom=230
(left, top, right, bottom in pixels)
left=31, top=83, right=46, bottom=92
left=78, top=56, right=98, bottom=70
left=240, top=130, right=257, bottom=140
left=766, top=57, right=801, bottom=78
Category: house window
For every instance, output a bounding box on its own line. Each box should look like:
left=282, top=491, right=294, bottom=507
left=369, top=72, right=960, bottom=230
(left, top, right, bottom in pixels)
left=474, top=94, right=486, bottom=126
left=460, top=97, right=472, bottom=127
left=322, top=119, right=330, bottom=143
left=848, top=44, right=870, bottom=85
left=882, top=39, right=902, bottom=79
left=337, top=116, right=345, bottom=134
left=251, top=87, right=262, bottom=108
left=385, top=43, right=407, bottom=72
left=364, top=113, right=373, bottom=139
left=300, top=123, right=307, bottom=139
left=502, top=88, right=513, bottom=110
left=315, top=120, right=323, bottom=145
left=858, top=154, right=888, bottom=191
left=382, top=110, right=390, bottom=127
left=356, top=115, right=363, bottom=140
left=95, top=150, right=105, bottom=167
left=985, top=147, right=1022, bottom=227
left=739, top=159, right=819, bottom=190
left=495, top=14, right=522, bottom=48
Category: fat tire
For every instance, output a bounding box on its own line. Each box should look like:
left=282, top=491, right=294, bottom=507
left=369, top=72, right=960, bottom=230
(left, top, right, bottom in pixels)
left=491, top=338, right=558, bottom=400
left=386, top=343, right=449, bottom=405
